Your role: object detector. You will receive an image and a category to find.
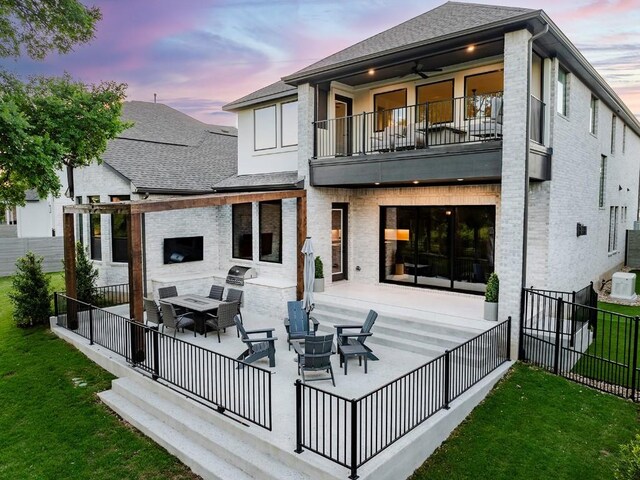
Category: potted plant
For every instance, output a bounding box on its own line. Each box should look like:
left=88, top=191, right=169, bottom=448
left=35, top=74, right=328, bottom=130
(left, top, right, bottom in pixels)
left=484, top=272, right=499, bottom=321
left=313, top=256, right=325, bottom=292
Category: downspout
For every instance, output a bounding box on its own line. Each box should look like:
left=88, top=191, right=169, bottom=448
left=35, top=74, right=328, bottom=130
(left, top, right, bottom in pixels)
left=522, top=23, right=549, bottom=289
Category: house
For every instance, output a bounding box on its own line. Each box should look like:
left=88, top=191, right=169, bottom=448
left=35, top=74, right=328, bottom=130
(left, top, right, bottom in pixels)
left=222, top=1, right=640, bottom=341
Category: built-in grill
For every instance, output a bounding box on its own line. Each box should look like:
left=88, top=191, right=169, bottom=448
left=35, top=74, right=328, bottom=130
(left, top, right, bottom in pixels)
left=226, top=265, right=257, bottom=286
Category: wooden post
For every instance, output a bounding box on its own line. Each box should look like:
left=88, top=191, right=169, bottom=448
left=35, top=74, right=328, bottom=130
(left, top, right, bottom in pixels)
left=296, top=194, right=307, bottom=301
left=128, top=211, right=145, bottom=361
left=63, top=213, right=78, bottom=329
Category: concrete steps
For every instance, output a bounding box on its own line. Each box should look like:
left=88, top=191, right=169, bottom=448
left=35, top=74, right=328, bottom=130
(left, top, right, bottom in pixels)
left=99, top=375, right=340, bottom=480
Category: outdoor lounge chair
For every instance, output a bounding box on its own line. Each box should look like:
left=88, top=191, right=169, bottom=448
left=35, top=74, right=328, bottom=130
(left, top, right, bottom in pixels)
left=284, top=300, right=320, bottom=350
left=235, top=315, right=277, bottom=368
left=295, top=334, right=336, bottom=386
left=335, top=309, right=379, bottom=362
left=159, top=301, right=196, bottom=338
left=208, top=284, right=224, bottom=301
left=204, top=301, right=239, bottom=342
left=143, top=297, right=163, bottom=327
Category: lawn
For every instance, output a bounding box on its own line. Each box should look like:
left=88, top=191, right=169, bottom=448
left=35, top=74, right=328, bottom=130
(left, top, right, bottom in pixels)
left=0, top=273, right=198, bottom=479
left=411, top=363, right=640, bottom=480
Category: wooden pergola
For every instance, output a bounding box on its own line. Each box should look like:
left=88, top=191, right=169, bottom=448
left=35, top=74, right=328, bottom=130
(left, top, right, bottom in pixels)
left=63, top=190, right=307, bottom=343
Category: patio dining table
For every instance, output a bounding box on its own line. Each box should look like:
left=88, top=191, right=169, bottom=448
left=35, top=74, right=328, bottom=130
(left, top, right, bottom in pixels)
left=162, top=295, right=222, bottom=335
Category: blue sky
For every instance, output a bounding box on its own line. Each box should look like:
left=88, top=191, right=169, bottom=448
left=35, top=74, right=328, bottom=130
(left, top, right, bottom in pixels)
left=1, top=0, right=639, bottom=125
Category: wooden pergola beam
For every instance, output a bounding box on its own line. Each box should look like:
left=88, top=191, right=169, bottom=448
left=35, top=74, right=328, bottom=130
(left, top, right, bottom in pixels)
left=63, top=213, right=78, bottom=329
left=296, top=195, right=307, bottom=301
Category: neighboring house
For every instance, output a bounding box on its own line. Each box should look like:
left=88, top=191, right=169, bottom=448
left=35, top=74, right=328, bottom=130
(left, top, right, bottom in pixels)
left=222, top=1, right=640, bottom=335
left=73, top=101, right=240, bottom=286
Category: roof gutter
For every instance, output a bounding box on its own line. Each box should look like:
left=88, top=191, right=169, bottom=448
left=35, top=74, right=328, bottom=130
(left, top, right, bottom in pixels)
left=522, top=22, right=549, bottom=290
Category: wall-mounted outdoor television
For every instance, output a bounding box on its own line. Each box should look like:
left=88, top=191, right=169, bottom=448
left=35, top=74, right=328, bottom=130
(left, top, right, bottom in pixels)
left=163, top=236, right=204, bottom=264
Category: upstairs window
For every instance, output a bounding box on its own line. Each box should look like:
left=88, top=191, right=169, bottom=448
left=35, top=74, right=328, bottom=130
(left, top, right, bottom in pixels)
left=599, top=155, right=607, bottom=208
left=75, top=196, right=84, bottom=245
left=589, top=96, right=597, bottom=134
left=611, top=115, right=617, bottom=154
left=416, top=80, right=454, bottom=124
left=110, top=195, right=130, bottom=263
left=464, top=70, right=504, bottom=119
left=254, top=105, right=277, bottom=150
left=232, top=203, right=253, bottom=260
left=374, top=89, right=407, bottom=131
left=557, top=66, right=568, bottom=116
left=281, top=101, right=298, bottom=147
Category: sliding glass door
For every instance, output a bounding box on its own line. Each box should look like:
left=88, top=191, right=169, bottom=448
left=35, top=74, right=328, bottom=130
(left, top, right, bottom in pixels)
left=381, top=205, right=495, bottom=293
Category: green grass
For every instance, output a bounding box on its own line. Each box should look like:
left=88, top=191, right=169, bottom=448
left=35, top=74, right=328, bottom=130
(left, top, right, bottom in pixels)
left=411, top=363, right=640, bottom=480
left=0, top=273, right=197, bottom=479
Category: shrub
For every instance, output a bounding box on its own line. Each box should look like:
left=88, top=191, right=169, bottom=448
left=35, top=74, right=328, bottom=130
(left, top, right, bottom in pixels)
left=615, top=434, right=640, bottom=480
left=9, top=252, right=51, bottom=327
left=485, top=272, right=499, bottom=303
left=75, top=242, right=98, bottom=304
left=315, top=256, right=324, bottom=279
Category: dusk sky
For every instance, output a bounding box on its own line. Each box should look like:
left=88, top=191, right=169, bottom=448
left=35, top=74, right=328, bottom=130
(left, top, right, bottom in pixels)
left=2, top=0, right=639, bottom=126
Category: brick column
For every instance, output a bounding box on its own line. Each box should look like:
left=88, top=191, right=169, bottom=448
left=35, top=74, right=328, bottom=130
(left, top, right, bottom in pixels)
left=497, top=29, right=532, bottom=357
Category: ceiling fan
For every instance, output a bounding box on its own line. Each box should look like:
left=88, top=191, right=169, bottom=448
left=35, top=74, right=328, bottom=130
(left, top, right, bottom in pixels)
left=408, top=61, right=442, bottom=79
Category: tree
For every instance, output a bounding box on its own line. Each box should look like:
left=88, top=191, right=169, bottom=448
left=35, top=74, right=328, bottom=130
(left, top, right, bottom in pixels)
left=0, top=73, right=130, bottom=206
left=0, top=0, right=101, bottom=60
left=75, top=241, right=98, bottom=304
left=9, top=251, right=51, bottom=327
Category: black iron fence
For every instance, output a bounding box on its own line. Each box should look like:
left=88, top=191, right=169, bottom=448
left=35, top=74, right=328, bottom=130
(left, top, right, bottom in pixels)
left=520, top=286, right=639, bottom=401
left=94, top=283, right=129, bottom=308
left=296, top=319, right=511, bottom=479
left=314, top=92, right=504, bottom=159
left=55, top=293, right=273, bottom=430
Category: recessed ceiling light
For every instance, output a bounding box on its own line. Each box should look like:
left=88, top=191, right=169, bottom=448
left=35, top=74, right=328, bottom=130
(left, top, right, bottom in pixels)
left=413, top=180, right=419, bottom=184
left=368, top=69, right=375, bottom=75
left=374, top=182, right=380, bottom=185
left=457, top=178, right=464, bottom=181
left=467, top=45, right=475, bottom=53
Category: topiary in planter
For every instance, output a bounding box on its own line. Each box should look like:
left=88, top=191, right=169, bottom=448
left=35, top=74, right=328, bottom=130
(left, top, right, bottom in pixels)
left=9, top=251, right=51, bottom=328
left=485, top=272, right=499, bottom=303
left=314, top=256, right=324, bottom=279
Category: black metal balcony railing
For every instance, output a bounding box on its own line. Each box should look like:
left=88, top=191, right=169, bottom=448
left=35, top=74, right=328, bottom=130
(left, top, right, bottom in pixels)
left=314, top=92, right=548, bottom=160
left=314, top=92, right=505, bottom=159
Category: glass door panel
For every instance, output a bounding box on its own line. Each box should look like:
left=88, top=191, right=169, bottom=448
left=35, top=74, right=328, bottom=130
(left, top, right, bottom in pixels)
left=331, top=209, right=343, bottom=277
left=453, top=206, right=495, bottom=292
left=416, top=207, right=451, bottom=288
left=382, top=207, right=415, bottom=284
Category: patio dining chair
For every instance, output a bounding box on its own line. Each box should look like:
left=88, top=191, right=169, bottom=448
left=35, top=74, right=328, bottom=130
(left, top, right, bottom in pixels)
left=204, top=301, right=239, bottom=342
left=335, top=309, right=379, bottom=361
left=158, top=285, right=187, bottom=314
left=235, top=315, right=277, bottom=368
left=284, top=300, right=320, bottom=350
left=143, top=297, right=163, bottom=327
left=159, top=301, right=196, bottom=338
left=208, top=284, right=224, bottom=301
left=296, top=334, right=335, bottom=386
left=226, top=288, right=244, bottom=336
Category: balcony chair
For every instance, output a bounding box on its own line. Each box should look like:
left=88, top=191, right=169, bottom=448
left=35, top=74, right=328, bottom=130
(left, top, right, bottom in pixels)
left=208, top=284, right=224, bottom=301
left=335, top=310, right=379, bottom=364
left=468, top=96, right=503, bottom=139
left=143, top=297, right=163, bottom=327
left=295, top=334, right=336, bottom=386
left=393, top=123, right=426, bottom=150
left=235, top=315, right=277, bottom=368
left=204, top=301, right=239, bottom=342
left=159, top=301, right=196, bottom=338
left=284, top=300, right=320, bottom=350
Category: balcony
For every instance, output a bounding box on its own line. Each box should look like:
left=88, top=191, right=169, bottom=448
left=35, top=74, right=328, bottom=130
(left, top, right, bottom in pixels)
left=310, top=92, right=550, bottom=187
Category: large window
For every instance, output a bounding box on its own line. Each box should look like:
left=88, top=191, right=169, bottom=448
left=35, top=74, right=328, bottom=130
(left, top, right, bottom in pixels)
left=599, top=155, right=607, bottom=208
left=110, top=195, right=129, bottom=263
left=557, top=66, right=568, bottom=116
left=589, top=96, right=597, bottom=134
left=416, top=80, right=454, bottom=124
left=89, top=195, right=101, bottom=261
left=464, top=71, right=503, bottom=119
left=259, top=200, right=282, bottom=263
left=233, top=203, right=253, bottom=260
left=254, top=105, right=277, bottom=150
left=281, top=101, right=298, bottom=147
left=608, top=206, right=619, bottom=253
left=373, top=89, right=407, bottom=131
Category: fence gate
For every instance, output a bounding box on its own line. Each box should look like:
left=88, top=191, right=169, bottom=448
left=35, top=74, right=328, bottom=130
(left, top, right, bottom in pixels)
left=520, top=285, right=639, bottom=401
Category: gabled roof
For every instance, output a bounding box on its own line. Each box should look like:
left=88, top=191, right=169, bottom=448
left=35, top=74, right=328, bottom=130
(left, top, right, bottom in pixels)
left=223, top=80, right=297, bottom=112
left=100, top=101, right=238, bottom=194
left=283, top=2, right=535, bottom=82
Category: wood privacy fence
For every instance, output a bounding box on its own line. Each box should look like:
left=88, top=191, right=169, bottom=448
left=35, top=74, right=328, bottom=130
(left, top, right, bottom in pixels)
left=0, top=237, right=63, bottom=276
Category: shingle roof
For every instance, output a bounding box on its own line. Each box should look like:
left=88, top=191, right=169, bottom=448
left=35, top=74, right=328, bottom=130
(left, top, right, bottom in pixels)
left=222, top=80, right=297, bottom=111
left=100, top=101, right=238, bottom=193
left=213, top=171, right=302, bottom=191
left=284, top=2, right=535, bottom=81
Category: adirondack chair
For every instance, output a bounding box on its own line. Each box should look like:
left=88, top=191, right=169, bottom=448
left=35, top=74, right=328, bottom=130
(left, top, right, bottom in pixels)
left=335, top=309, right=379, bottom=361
left=295, top=334, right=336, bottom=386
left=235, top=315, right=277, bottom=368
left=284, top=300, right=319, bottom=350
